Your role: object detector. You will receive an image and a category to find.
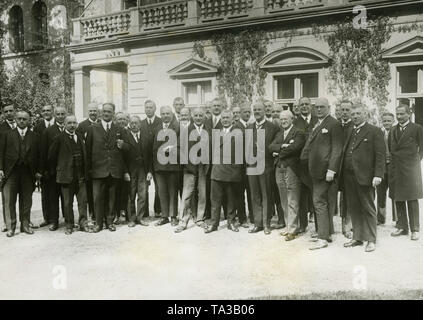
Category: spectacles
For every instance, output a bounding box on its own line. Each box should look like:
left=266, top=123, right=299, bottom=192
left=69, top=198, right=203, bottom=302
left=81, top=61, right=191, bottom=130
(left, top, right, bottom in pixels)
left=300, top=103, right=310, bottom=106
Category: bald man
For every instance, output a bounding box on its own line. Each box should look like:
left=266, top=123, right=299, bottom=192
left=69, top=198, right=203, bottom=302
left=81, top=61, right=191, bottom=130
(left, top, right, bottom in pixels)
left=40, top=107, right=68, bottom=231
left=153, top=106, right=181, bottom=226
left=48, top=115, right=90, bottom=234
left=300, top=97, right=343, bottom=250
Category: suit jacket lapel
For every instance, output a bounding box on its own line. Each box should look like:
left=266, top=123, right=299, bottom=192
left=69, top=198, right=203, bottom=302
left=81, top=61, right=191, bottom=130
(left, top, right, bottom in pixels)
left=398, top=124, right=411, bottom=145
left=283, top=127, right=295, bottom=143
left=309, top=116, right=328, bottom=143
left=352, top=124, right=369, bottom=149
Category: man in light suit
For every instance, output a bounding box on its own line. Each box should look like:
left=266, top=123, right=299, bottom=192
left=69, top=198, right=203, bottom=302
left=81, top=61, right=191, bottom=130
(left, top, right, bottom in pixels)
left=269, top=110, right=306, bottom=241
left=205, top=110, right=244, bottom=233
left=140, top=100, right=162, bottom=219
left=390, top=105, right=423, bottom=241
left=341, top=103, right=385, bottom=252
left=86, top=103, right=130, bottom=232
left=0, top=111, right=41, bottom=237
left=301, top=97, right=343, bottom=250
left=247, top=101, right=279, bottom=235
left=175, top=107, right=210, bottom=233
left=48, top=115, right=90, bottom=235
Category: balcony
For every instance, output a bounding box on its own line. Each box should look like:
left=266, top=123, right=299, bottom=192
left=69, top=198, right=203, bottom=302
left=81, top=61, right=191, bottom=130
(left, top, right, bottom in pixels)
left=70, top=0, right=422, bottom=46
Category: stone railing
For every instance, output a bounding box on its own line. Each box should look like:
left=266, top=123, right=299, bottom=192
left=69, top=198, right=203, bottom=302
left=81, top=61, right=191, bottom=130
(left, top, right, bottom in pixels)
left=267, top=0, right=324, bottom=11
left=198, top=0, right=253, bottom=21
left=139, top=0, right=189, bottom=31
left=71, top=0, right=420, bottom=43
left=79, top=10, right=131, bottom=41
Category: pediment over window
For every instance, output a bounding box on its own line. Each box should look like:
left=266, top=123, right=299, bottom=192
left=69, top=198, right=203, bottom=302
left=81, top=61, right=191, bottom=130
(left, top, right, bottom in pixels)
left=259, top=47, right=329, bottom=71
left=168, top=58, right=218, bottom=79
left=382, top=36, right=423, bottom=60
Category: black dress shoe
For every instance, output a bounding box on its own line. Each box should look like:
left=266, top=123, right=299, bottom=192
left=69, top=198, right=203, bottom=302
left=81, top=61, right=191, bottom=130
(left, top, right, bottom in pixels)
left=343, top=240, right=363, bottom=248
left=29, top=222, right=38, bottom=229
left=128, top=221, right=136, bottom=228
left=6, top=230, right=15, bottom=237
left=49, top=224, right=59, bottom=231
left=92, top=226, right=101, bottom=233
left=65, top=228, right=73, bottom=235
left=391, top=229, right=408, bottom=237
left=248, top=226, right=263, bottom=233
left=204, top=226, right=217, bottom=234
left=227, top=223, right=239, bottom=232
left=21, top=226, right=34, bottom=235
left=2, top=226, right=8, bottom=232
left=155, top=218, right=169, bottom=226
left=174, top=226, right=187, bottom=233
left=39, top=221, right=50, bottom=228
left=108, top=224, right=116, bottom=232
left=264, top=228, right=271, bottom=235
left=270, top=223, right=285, bottom=230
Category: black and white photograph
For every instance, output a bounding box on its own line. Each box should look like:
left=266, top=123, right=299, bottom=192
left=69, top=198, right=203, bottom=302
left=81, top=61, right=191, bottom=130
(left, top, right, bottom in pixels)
left=1, top=0, right=423, bottom=304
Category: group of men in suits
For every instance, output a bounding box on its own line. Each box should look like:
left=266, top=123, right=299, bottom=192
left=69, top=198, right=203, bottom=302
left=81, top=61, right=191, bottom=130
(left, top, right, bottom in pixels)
left=0, top=96, right=422, bottom=254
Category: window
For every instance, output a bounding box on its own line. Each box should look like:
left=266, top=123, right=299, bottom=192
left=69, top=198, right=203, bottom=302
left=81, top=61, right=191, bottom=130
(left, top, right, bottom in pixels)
left=9, top=6, right=24, bottom=53
left=274, top=72, right=318, bottom=103
left=32, top=1, right=48, bottom=49
left=398, top=65, right=423, bottom=95
left=182, top=81, right=212, bottom=106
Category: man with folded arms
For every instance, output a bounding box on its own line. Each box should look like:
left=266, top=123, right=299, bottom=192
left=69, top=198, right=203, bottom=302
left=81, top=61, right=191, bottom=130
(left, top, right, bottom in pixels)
left=269, top=110, right=305, bottom=241
left=389, top=105, right=423, bottom=241
left=301, top=97, right=343, bottom=250
left=341, top=103, right=385, bottom=252
left=205, top=110, right=243, bottom=234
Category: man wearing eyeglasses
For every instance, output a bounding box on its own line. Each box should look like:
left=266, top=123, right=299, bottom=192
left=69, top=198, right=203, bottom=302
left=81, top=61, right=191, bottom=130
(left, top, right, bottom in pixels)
left=300, top=97, right=343, bottom=250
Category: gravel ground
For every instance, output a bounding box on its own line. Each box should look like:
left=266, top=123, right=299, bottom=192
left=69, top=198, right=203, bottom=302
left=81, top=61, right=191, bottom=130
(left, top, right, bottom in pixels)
left=0, top=188, right=422, bottom=300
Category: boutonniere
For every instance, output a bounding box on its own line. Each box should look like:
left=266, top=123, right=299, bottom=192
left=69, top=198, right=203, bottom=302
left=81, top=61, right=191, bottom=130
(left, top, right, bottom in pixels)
left=364, top=139, right=368, bottom=142
left=322, top=128, right=328, bottom=134
left=289, top=139, right=294, bottom=144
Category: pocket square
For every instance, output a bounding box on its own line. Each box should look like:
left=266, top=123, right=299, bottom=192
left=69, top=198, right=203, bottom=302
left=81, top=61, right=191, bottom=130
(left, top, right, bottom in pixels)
left=322, top=128, right=328, bottom=134
left=364, top=139, right=368, bottom=142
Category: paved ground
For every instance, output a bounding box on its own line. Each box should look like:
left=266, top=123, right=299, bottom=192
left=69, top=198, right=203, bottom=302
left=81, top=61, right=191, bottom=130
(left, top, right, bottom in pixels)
left=1, top=189, right=423, bottom=300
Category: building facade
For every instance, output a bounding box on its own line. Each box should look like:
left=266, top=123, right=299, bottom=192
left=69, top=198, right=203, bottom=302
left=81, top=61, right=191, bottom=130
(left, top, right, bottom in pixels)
left=3, top=0, right=423, bottom=123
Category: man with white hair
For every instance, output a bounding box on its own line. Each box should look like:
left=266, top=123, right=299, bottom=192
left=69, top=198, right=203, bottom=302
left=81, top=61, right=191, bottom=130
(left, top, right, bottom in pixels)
left=270, top=110, right=306, bottom=241
left=300, top=97, right=343, bottom=250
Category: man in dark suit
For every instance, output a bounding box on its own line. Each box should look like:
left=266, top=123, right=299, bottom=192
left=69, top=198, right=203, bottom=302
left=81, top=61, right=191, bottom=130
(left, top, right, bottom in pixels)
left=32, top=104, right=55, bottom=227
left=269, top=110, right=306, bottom=241
left=48, top=115, right=90, bottom=235
left=293, top=97, right=318, bottom=234
left=40, top=107, right=67, bottom=231
left=0, top=111, right=41, bottom=237
left=125, top=115, right=152, bottom=228
left=153, top=106, right=180, bottom=226
left=205, top=110, right=244, bottom=233
left=75, top=102, right=99, bottom=220
left=176, top=107, right=211, bottom=233
left=377, top=112, right=396, bottom=225
left=247, top=101, right=279, bottom=235
left=333, top=100, right=354, bottom=239
left=86, top=102, right=130, bottom=232
left=390, top=105, right=423, bottom=241
left=0, top=103, right=17, bottom=232
left=233, top=104, right=252, bottom=227
left=341, top=103, right=385, bottom=252
left=140, top=99, right=162, bottom=219
left=301, top=97, right=343, bottom=250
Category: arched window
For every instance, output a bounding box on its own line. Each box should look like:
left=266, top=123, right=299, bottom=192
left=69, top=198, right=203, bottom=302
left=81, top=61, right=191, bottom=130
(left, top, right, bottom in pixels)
left=32, top=0, right=48, bottom=49
left=9, top=5, right=24, bottom=53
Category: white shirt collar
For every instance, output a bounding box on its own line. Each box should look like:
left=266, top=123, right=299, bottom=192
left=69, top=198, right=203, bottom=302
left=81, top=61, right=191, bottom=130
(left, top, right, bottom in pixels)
left=266, top=116, right=273, bottom=121
left=342, top=119, right=351, bottom=125
left=44, top=118, right=55, bottom=127
left=301, top=114, right=311, bottom=123
left=354, top=121, right=366, bottom=130
left=131, top=130, right=140, bottom=140
left=163, top=122, right=170, bottom=129
left=6, top=120, right=16, bottom=129
left=101, top=119, right=112, bottom=131
left=318, top=114, right=330, bottom=124
left=212, top=114, right=221, bottom=122
left=256, top=119, right=266, bottom=128
left=88, top=118, right=96, bottom=124
left=223, top=125, right=232, bottom=134
left=400, top=120, right=410, bottom=128
left=239, top=119, right=248, bottom=128
left=18, top=127, right=27, bottom=136
left=147, top=115, right=155, bottom=124
left=284, top=124, right=293, bottom=136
